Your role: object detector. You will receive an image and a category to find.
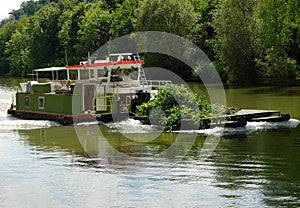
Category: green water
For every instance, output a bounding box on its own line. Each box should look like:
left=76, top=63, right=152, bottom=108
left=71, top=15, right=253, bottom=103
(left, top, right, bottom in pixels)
left=189, top=83, right=300, bottom=120
left=0, top=78, right=300, bottom=207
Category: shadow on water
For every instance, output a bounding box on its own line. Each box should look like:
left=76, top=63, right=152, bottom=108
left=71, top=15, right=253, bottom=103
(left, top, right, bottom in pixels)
left=244, top=86, right=300, bottom=97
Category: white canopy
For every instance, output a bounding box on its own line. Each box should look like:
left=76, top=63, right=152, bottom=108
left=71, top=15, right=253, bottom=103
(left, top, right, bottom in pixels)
left=34, top=67, right=67, bottom=72
left=34, top=67, right=68, bottom=80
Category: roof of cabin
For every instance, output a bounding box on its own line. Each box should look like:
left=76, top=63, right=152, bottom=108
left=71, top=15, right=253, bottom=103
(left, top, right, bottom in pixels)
left=34, top=67, right=67, bottom=72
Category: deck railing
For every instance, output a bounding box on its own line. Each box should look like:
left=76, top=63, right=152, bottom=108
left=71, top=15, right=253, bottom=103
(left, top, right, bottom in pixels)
left=93, top=96, right=112, bottom=112
left=146, top=80, right=172, bottom=87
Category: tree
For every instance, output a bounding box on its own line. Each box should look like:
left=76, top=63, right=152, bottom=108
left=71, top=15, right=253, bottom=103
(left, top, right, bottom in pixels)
left=194, top=0, right=220, bottom=60
left=76, top=1, right=112, bottom=58
left=256, top=0, right=298, bottom=79
left=287, top=1, right=300, bottom=66
left=5, top=17, right=32, bottom=76
left=110, top=0, right=137, bottom=38
left=135, top=0, right=197, bottom=39
left=28, top=2, right=63, bottom=68
left=0, top=21, right=19, bottom=75
left=5, top=3, right=63, bottom=76
left=104, top=0, right=124, bottom=11
left=59, top=2, right=89, bottom=65
left=134, top=0, right=199, bottom=80
left=20, top=0, right=39, bottom=16
left=213, top=0, right=260, bottom=83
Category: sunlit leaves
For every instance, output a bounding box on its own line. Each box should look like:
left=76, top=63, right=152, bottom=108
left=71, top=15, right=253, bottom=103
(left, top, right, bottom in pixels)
left=110, top=0, right=137, bottom=38
left=213, top=0, right=259, bottom=82
left=256, top=0, right=299, bottom=78
left=76, top=1, right=112, bottom=57
left=135, top=0, right=197, bottom=39
left=58, top=2, right=89, bottom=64
left=0, top=0, right=299, bottom=80
left=5, top=18, right=31, bottom=76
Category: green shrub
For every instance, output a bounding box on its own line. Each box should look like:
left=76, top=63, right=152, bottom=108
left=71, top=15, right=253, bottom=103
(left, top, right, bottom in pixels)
left=136, top=84, right=227, bottom=130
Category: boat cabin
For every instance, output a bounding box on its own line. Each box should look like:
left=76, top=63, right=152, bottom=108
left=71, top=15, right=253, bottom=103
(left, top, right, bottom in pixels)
left=9, top=53, right=171, bottom=124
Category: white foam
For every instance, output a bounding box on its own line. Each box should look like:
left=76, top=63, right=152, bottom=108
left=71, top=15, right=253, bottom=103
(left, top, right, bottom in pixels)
left=93, top=117, right=300, bottom=136
left=176, top=127, right=224, bottom=137
left=170, top=119, right=300, bottom=136
left=247, top=118, right=299, bottom=129
left=221, top=119, right=300, bottom=136
left=0, top=119, right=59, bottom=130
left=105, top=119, right=163, bottom=133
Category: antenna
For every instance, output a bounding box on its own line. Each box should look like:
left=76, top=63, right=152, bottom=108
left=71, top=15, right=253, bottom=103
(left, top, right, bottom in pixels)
left=65, top=47, right=68, bottom=66
left=88, top=52, right=91, bottom=64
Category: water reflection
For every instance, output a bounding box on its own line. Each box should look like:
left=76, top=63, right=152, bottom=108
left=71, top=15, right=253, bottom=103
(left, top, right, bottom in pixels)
left=15, top=123, right=300, bottom=207
left=212, top=128, right=300, bottom=207
left=18, top=124, right=209, bottom=171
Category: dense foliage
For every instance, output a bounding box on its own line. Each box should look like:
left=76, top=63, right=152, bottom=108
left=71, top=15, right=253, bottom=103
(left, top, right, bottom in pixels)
left=0, top=0, right=299, bottom=83
left=136, top=84, right=228, bottom=131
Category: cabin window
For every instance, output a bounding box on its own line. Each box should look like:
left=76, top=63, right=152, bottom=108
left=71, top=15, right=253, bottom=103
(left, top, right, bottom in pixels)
left=38, top=96, right=45, bottom=109
left=81, top=69, right=89, bottom=80
left=69, top=70, right=78, bottom=80
left=25, top=96, right=30, bottom=108
left=89, top=69, right=95, bottom=79
left=126, top=96, right=131, bottom=107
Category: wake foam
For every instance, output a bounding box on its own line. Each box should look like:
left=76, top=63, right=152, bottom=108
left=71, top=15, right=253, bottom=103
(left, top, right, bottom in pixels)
left=0, top=118, right=59, bottom=130
left=105, top=118, right=300, bottom=136
left=105, top=119, right=163, bottom=134
left=219, top=118, right=299, bottom=136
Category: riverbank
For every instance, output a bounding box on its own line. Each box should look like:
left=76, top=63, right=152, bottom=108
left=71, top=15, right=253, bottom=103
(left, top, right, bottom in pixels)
left=3, top=76, right=300, bottom=87
left=254, top=78, right=300, bottom=86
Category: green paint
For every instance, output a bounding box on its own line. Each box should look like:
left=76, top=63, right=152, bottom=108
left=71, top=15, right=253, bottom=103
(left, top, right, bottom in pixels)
left=16, top=92, right=82, bottom=115
left=31, top=83, right=51, bottom=93
left=16, top=89, right=118, bottom=116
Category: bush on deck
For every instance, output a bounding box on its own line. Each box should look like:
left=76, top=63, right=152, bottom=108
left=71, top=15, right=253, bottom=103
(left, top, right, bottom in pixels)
left=136, top=84, right=228, bottom=130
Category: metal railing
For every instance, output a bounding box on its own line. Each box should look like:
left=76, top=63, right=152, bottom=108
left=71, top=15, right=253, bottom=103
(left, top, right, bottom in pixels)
left=146, top=80, right=172, bottom=87
left=92, top=96, right=112, bottom=112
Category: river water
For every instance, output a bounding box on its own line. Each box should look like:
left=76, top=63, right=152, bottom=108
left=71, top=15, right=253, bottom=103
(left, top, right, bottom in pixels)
left=1, top=79, right=300, bottom=207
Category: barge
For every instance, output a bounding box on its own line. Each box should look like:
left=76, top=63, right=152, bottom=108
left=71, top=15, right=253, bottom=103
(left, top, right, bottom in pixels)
left=7, top=52, right=291, bottom=128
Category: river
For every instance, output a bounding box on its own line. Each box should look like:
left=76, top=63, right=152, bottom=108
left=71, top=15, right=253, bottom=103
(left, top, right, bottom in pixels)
left=0, top=79, right=300, bottom=207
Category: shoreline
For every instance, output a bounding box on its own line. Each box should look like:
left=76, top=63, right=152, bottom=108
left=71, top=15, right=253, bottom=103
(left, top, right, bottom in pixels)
left=2, top=76, right=300, bottom=87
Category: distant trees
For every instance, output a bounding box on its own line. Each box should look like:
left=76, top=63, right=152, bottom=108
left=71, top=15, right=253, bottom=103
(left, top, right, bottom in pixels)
left=58, top=2, right=90, bottom=65
left=134, top=0, right=198, bottom=80
left=213, top=0, right=259, bottom=83
left=213, top=0, right=300, bottom=82
left=5, top=16, right=34, bottom=77
left=0, top=20, right=19, bottom=75
left=194, top=0, right=219, bottom=60
left=256, top=0, right=299, bottom=79
left=5, top=3, right=62, bottom=76
left=76, top=1, right=112, bottom=58
left=110, top=0, right=137, bottom=38
left=0, top=0, right=299, bottom=83
left=135, top=0, right=197, bottom=39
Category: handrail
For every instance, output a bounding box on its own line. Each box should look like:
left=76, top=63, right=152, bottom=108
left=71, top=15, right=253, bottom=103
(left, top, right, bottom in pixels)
left=92, top=95, right=113, bottom=113
left=146, top=80, right=172, bottom=87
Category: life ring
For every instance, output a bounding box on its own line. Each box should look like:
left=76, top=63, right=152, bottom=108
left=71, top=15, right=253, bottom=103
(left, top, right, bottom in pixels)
left=121, top=84, right=131, bottom=88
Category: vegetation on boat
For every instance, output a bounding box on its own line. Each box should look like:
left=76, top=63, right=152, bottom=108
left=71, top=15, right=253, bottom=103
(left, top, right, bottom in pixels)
left=0, top=0, right=300, bottom=83
left=136, top=84, right=232, bottom=131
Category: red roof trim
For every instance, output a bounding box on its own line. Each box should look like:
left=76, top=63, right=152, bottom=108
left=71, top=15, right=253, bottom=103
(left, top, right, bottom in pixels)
left=66, top=60, right=144, bottom=69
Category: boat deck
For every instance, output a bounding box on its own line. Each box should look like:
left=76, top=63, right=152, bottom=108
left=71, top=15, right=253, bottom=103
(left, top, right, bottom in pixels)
left=232, top=109, right=283, bottom=121
left=235, top=109, right=280, bottom=116
left=206, top=108, right=290, bottom=129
